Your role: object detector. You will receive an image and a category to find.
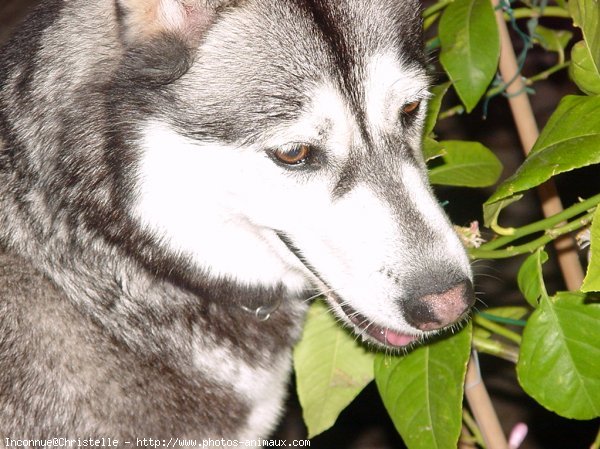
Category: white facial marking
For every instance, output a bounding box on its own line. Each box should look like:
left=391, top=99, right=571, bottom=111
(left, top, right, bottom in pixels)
left=364, top=53, right=430, bottom=132
left=400, top=163, right=472, bottom=274
left=133, top=122, right=309, bottom=292
left=287, top=184, right=409, bottom=329
left=262, top=82, right=356, bottom=160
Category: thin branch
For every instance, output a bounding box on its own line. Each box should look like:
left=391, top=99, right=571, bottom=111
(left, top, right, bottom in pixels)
left=423, top=0, right=454, bottom=19
left=525, top=61, right=570, bottom=85
left=474, top=316, right=522, bottom=344
left=470, top=210, right=595, bottom=260
left=590, top=425, right=600, bottom=449
left=464, top=408, right=487, bottom=448
left=506, top=6, right=570, bottom=20
left=473, top=335, right=519, bottom=363
left=479, top=194, right=600, bottom=251
left=439, top=104, right=465, bottom=120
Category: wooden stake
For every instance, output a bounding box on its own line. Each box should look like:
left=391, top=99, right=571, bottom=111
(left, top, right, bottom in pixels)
left=465, top=355, right=509, bottom=449
left=491, top=0, right=585, bottom=290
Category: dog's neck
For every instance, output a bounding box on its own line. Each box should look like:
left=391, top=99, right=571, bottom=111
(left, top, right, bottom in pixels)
left=0, top=202, right=307, bottom=366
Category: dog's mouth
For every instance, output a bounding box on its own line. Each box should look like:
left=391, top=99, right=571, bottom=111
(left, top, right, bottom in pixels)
left=329, top=295, right=419, bottom=348
left=274, top=231, right=420, bottom=349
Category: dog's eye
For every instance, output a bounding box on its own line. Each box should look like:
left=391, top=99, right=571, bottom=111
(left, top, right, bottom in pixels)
left=401, top=100, right=421, bottom=115
left=272, top=144, right=312, bottom=165
left=399, top=100, right=421, bottom=127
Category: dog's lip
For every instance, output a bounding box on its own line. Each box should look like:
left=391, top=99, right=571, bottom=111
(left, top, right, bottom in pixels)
left=333, top=298, right=418, bottom=348
left=273, top=231, right=419, bottom=348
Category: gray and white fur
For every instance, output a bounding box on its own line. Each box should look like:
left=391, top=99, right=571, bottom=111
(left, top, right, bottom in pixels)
left=0, top=0, right=475, bottom=441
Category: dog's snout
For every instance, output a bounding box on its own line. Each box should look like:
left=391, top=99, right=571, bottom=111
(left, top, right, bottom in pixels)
left=403, top=280, right=475, bottom=332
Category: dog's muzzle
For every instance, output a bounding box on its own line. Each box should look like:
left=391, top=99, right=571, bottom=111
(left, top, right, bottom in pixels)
left=333, top=297, right=421, bottom=347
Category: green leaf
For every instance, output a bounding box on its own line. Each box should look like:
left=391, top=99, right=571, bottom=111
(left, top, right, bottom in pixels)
left=482, top=194, right=523, bottom=229
left=374, top=324, right=472, bottom=449
left=428, top=140, right=502, bottom=187
left=569, top=0, right=600, bottom=73
left=517, top=292, right=600, bottom=419
left=423, top=137, right=446, bottom=163
left=570, top=40, right=600, bottom=96
left=439, top=0, right=500, bottom=112
left=533, top=25, right=572, bottom=54
left=487, top=96, right=600, bottom=205
left=582, top=207, right=600, bottom=292
left=293, top=300, right=375, bottom=438
left=517, top=249, right=549, bottom=308
left=424, top=82, right=451, bottom=137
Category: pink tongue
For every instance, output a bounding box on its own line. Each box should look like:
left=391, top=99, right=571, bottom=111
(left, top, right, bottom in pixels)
left=385, top=329, right=417, bottom=347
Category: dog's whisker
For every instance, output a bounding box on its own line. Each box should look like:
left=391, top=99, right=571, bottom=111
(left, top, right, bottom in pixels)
left=475, top=296, right=489, bottom=308
left=475, top=272, right=503, bottom=282
left=303, top=284, right=349, bottom=304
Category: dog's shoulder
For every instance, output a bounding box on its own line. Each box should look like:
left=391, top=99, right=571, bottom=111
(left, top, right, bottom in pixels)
left=0, top=248, right=248, bottom=436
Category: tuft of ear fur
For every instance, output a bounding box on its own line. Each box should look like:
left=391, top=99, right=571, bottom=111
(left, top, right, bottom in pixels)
left=115, top=0, right=238, bottom=45
left=114, top=0, right=240, bottom=85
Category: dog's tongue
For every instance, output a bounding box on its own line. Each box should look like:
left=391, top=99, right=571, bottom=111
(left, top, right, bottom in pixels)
left=384, top=328, right=417, bottom=347
left=336, top=299, right=418, bottom=348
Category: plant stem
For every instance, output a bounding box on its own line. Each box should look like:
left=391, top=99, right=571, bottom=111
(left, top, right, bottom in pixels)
left=439, top=104, right=465, bottom=120
left=421, top=0, right=569, bottom=24
left=484, top=61, right=569, bottom=100
left=438, top=62, right=569, bottom=123
left=525, top=62, right=570, bottom=85
left=460, top=427, right=479, bottom=449
left=506, top=6, right=570, bottom=20
left=437, top=62, right=566, bottom=124
left=423, top=0, right=454, bottom=19
left=478, top=312, right=527, bottom=327
left=464, top=408, right=487, bottom=448
left=470, top=210, right=596, bottom=260
left=473, top=335, right=519, bottom=363
left=480, top=194, right=600, bottom=251
left=424, top=14, right=442, bottom=31
left=426, top=36, right=441, bottom=52
left=591, top=425, right=600, bottom=449
left=474, top=316, right=522, bottom=345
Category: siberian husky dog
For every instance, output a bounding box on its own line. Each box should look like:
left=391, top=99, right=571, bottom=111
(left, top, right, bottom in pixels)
left=0, top=0, right=474, bottom=441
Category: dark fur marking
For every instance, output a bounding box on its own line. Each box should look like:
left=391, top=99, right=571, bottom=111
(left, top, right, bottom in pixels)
left=331, top=155, right=360, bottom=199
left=274, top=231, right=329, bottom=295
left=0, top=0, right=64, bottom=96
left=297, top=0, right=373, bottom=147
left=120, top=33, right=195, bottom=86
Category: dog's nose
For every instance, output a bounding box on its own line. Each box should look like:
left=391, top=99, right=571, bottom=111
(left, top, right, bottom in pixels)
left=402, top=280, right=475, bottom=332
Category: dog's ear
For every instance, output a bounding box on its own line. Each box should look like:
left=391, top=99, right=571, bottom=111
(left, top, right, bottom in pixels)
left=114, top=0, right=239, bottom=85
left=115, top=0, right=238, bottom=45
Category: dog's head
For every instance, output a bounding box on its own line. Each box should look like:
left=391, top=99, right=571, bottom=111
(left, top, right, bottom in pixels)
left=116, top=0, right=474, bottom=348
